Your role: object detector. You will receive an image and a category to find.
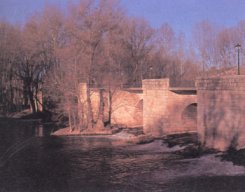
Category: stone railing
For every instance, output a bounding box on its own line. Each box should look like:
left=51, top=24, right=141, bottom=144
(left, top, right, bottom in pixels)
left=142, top=79, right=169, bottom=90
left=196, top=75, right=245, bottom=90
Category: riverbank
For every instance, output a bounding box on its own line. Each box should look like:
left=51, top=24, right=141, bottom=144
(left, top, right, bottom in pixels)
left=1, top=109, right=53, bottom=122
left=51, top=126, right=154, bottom=145
left=1, top=109, right=153, bottom=145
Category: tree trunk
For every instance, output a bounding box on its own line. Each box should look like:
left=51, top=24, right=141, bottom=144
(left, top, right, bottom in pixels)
left=23, top=82, right=29, bottom=107
left=86, top=85, right=94, bottom=129
left=68, top=107, right=73, bottom=132
left=96, top=89, right=104, bottom=129
left=108, top=88, right=112, bottom=126
left=98, top=89, right=104, bottom=121
left=27, top=86, right=36, bottom=113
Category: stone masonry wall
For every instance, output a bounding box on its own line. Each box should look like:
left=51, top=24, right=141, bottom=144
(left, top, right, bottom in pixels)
left=196, top=76, right=245, bottom=151
left=166, top=91, right=197, bottom=134
left=110, top=90, right=143, bottom=127
left=143, top=79, right=169, bottom=136
left=143, top=79, right=197, bottom=137
left=80, top=85, right=143, bottom=128
left=80, top=80, right=197, bottom=135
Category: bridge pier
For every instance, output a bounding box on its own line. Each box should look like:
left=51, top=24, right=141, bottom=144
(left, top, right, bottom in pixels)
left=142, top=79, right=170, bottom=137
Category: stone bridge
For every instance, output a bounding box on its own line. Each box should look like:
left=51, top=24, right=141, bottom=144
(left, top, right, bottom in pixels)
left=84, top=79, right=197, bottom=137
left=83, top=76, right=245, bottom=151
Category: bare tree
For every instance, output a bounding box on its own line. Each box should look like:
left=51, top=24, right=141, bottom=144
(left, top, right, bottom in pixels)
left=120, top=18, right=155, bottom=86
left=193, top=21, right=219, bottom=72
left=45, top=0, right=125, bottom=131
left=193, top=20, right=245, bottom=74
left=0, top=22, right=22, bottom=113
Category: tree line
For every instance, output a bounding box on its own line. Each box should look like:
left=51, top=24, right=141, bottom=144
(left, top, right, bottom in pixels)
left=0, top=0, right=244, bottom=130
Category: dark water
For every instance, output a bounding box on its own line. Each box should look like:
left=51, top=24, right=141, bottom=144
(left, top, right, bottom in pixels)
left=0, top=119, right=245, bottom=192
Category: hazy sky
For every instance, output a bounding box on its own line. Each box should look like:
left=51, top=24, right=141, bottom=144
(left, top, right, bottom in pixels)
left=1, top=0, right=245, bottom=40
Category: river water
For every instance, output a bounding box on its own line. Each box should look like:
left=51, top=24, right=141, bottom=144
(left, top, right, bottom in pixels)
left=0, top=118, right=245, bottom=192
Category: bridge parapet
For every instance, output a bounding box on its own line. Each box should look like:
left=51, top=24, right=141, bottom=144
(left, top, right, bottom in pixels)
left=142, top=79, right=169, bottom=90
left=196, top=75, right=245, bottom=91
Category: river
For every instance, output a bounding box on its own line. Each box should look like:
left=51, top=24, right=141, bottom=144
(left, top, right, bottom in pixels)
left=0, top=118, right=245, bottom=192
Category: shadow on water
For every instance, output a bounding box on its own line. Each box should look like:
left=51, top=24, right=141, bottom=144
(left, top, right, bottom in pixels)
left=165, top=175, right=245, bottom=192
left=221, top=148, right=245, bottom=166
left=0, top=118, right=245, bottom=192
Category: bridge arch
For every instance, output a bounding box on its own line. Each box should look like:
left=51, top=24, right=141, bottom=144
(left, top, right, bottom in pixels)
left=181, top=103, right=197, bottom=130
left=135, top=99, right=143, bottom=111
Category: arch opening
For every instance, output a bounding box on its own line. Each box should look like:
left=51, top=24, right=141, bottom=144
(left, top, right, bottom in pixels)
left=181, top=103, right=197, bottom=131
left=135, top=99, right=143, bottom=111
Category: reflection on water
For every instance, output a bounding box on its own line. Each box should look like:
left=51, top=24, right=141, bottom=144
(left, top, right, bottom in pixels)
left=35, top=124, right=44, bottom=137
left=0, top=120, right=245, bottom=192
